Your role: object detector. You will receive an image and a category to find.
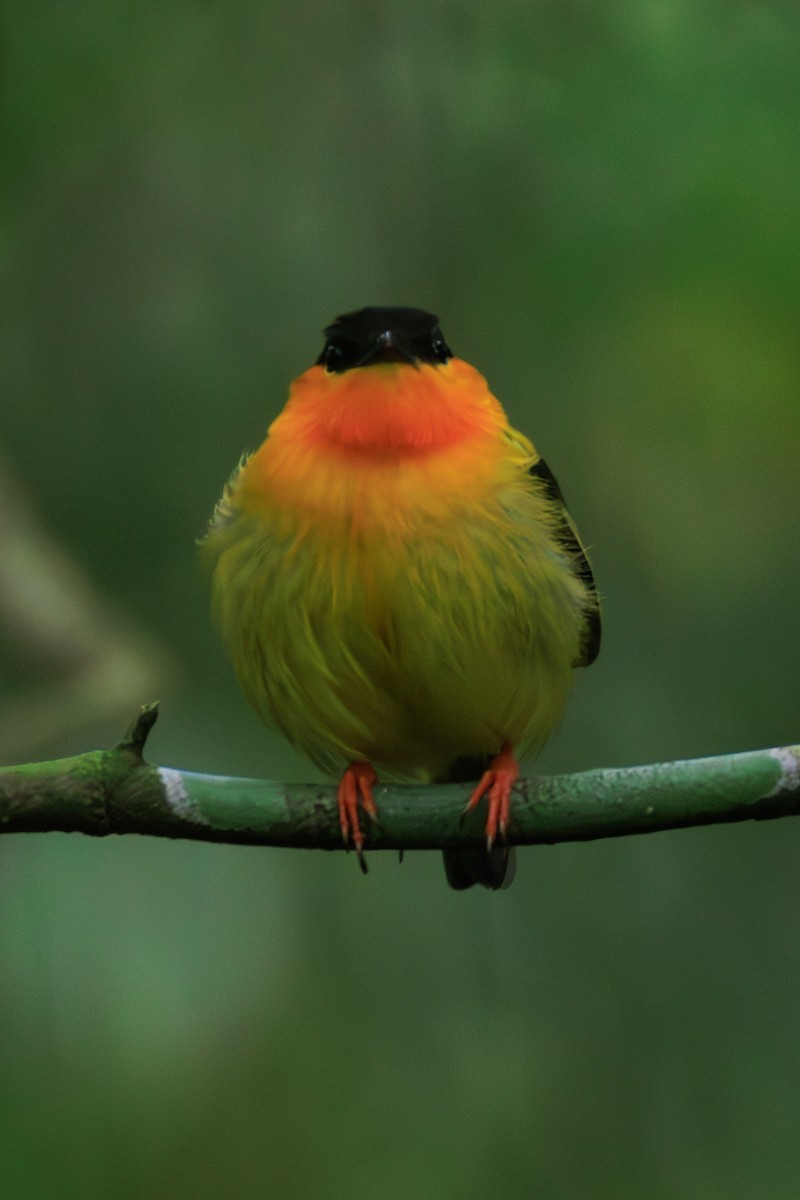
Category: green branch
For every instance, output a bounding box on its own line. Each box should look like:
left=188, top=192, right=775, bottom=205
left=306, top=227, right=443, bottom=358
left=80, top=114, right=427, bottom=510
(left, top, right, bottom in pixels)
left=1, top=705, right=799, bottom=854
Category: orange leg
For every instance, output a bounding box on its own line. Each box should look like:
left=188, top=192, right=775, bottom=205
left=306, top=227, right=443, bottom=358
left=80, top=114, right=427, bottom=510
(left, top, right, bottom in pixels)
left=336, top=760, right=379, bottom=873
left=463, top=742, right=519, bottom=851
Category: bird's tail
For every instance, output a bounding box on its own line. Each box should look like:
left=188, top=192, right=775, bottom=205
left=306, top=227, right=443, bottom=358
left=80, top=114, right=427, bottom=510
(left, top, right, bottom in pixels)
left=441, top=756, right=516, bottom=891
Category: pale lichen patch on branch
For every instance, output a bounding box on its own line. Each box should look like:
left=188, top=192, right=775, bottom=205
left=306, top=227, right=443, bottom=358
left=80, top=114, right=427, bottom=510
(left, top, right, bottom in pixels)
left=156, top=767, right=212, bottom=826
left=766, top=746, right=800, bottom=797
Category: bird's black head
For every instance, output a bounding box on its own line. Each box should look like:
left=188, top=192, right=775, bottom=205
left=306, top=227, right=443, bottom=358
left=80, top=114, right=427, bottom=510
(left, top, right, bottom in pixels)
left=317, top=307, right=452, bottom=373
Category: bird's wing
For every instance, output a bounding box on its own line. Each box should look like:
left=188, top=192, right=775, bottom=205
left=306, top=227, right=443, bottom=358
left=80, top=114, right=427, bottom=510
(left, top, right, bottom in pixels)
left=528, top=456, right=601, bottom=668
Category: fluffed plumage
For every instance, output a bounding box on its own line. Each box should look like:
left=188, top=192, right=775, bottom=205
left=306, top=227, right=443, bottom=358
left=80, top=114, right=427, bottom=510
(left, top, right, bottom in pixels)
left=203, top=307, right=599, bottom=888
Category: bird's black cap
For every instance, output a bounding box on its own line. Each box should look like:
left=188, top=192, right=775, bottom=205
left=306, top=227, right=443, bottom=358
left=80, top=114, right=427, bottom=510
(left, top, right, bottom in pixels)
left=317, top=306, right=452, bottom=372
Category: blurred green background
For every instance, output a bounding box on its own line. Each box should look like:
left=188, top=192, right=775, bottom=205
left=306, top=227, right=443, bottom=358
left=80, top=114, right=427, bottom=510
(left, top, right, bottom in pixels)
left=2, top=2, right=800, bottom=1197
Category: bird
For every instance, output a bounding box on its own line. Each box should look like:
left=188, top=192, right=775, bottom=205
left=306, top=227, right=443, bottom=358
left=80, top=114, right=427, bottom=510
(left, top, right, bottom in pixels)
left=203, top=306, right=600, bottom=889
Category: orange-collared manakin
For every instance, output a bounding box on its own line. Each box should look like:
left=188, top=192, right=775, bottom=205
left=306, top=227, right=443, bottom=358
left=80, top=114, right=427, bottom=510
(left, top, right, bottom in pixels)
left=204, top=307, right=600, bottom=888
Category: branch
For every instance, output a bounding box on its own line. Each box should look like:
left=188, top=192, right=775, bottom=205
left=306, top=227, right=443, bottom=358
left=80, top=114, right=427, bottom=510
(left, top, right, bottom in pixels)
left=1, top=705, right=799, bottom=855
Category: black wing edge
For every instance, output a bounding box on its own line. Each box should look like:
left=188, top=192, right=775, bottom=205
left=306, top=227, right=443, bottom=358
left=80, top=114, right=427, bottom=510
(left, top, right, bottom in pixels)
left=529, top=457, right=601, bottom=667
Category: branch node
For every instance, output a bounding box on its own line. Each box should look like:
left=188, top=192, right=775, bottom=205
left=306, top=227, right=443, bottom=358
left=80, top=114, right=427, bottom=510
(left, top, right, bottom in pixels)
left=115, top=702, right=160, bottom=758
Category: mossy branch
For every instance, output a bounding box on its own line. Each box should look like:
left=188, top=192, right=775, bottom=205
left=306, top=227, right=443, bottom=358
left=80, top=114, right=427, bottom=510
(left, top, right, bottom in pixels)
left=1, top=704, right=799, bottom=853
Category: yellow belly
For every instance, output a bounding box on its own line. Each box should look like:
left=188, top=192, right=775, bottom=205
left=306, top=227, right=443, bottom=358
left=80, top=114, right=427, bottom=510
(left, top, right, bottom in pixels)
left=207, top=468, right=585, bottom=782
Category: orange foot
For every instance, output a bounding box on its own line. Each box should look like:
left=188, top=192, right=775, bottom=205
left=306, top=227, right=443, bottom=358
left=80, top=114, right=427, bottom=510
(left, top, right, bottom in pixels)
left=463, top=742, right=519, bottom=851
left=336, top=761, right=379, bottom=874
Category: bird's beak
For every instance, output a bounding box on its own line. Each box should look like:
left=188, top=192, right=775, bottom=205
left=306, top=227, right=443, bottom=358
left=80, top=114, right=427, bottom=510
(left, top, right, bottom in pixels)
left=358, top=330, right=418, bottom=367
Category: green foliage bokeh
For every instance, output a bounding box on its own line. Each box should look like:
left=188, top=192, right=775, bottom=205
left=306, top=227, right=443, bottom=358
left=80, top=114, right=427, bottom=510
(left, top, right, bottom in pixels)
left=2, top=3, right=800, bottom=1198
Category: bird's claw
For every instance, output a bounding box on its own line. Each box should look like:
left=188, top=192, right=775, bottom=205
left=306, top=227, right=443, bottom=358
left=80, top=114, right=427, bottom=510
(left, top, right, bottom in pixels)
left=337, top=761, right=378, bottom=873
left=462, top=743, right=519, bottom=850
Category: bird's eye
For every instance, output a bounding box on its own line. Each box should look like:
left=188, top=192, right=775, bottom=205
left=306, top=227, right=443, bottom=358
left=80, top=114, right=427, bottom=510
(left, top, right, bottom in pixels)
left=430, top=330, right=450, bottom=362
left=321, top=341, right=345, bottom=372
